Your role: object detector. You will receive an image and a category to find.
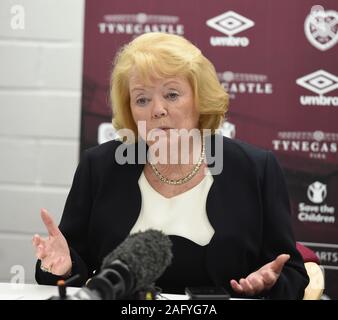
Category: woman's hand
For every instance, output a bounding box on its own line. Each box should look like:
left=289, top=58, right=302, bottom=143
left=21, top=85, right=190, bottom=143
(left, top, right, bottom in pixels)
left=32, top=208, right=72, bottom=276
left=230, top=254, right=290, bottom=296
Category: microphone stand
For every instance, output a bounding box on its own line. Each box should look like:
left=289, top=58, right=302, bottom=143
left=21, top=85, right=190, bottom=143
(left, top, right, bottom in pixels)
left=48, top=274, right=160, bottom=300
left=48, top=274, right=81, bottom=300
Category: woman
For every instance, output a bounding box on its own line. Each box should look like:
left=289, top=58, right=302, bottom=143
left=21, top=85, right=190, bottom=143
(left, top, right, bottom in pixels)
left=32, top=32, right=309, bottom=299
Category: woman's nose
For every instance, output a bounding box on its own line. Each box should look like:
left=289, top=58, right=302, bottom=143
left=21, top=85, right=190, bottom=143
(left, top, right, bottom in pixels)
left=153, top=110, right=167, bottom=119
left=152, top=98, right=168, bottom=119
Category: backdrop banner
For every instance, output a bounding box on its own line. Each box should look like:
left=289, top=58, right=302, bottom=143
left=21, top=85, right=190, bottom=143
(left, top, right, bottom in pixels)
left=80, top=0, right=338, bottom=299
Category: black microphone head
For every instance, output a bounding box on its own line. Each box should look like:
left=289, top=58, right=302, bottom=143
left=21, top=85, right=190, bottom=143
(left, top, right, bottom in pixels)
left=101, top=229, right=173, bottom=291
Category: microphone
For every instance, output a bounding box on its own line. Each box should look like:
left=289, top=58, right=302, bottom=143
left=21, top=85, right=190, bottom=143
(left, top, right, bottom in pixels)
left=52, top=229, right=173, bottom=300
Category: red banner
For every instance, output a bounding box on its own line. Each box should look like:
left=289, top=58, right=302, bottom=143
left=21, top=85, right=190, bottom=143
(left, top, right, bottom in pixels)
left=81, top=0, right=338, bottom=298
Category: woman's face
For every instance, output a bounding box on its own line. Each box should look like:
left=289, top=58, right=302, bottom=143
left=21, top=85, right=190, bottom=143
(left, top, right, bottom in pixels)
left=129, top=71, right=200, bottom=143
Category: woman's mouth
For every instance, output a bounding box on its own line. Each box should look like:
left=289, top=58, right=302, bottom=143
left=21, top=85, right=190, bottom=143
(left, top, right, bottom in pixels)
left=156, top=127, right=172, bottom=131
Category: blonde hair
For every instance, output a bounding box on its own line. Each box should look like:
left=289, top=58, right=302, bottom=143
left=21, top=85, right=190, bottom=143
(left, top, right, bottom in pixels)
left=111, top=32, right=229, bottom=137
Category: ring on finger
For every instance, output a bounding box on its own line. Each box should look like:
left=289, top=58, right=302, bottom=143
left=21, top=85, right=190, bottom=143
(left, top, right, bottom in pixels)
left=40, top=264, right=52, bottom=273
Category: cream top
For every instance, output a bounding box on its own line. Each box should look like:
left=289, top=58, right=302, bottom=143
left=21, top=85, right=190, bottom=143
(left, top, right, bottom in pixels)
left=130, top=171, right=215, bottom=246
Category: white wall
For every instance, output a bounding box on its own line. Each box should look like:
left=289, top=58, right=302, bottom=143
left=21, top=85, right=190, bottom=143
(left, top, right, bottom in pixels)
left=0, top=0, right=85, bottom=284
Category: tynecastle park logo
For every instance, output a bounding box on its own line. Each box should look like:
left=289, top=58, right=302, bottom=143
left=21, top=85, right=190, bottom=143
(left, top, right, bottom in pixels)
left=97, top=13, right=184, bottom=35
left=296, top=70, right=338, bottom=107
left=206, top=11, right=254, bottom=47
left=272, top=130, right=337, bottom=160
left=217, top=71, right=273, bottom=99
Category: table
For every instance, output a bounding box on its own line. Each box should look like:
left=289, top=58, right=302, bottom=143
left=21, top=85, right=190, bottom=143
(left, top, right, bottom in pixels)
left=0, top=282, right=79, bottom=300
left=0, top=283, right=188, bottom=300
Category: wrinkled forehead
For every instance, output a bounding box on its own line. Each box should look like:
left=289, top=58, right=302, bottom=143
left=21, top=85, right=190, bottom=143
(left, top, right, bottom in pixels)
left=126, top=49, right=190, bottom=85
left=128, top=68, right=159, bottom=87
left=128, top=68, right=188, bottom=90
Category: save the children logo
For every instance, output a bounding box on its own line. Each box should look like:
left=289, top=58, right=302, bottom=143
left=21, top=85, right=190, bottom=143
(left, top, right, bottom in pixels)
left=297, top=181, right=335, bottom=224
left=307, top=181, right=327, bottom=204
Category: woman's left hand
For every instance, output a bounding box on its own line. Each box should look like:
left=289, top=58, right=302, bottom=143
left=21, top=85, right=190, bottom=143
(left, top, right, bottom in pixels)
left=230, top=254, right=290, bottom=296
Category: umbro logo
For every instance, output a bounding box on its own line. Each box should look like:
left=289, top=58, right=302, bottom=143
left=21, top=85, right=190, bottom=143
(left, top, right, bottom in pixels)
left=206, top=11, right=254, bottom=36
left=206, top=11, right=255, bottom=47
left=296, top=70, right=338, bottom=95
left=296, top=70, right=338, bottom=106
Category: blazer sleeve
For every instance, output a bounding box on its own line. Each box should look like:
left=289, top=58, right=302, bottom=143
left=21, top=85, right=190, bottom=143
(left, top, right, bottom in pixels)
left=260, top=151, right=309, bottom=299
left=35, top=150, right=93, bottom=287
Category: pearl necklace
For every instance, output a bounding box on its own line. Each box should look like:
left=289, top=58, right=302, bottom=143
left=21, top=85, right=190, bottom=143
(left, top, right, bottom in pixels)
left=149, top=141, right=205, bottom=185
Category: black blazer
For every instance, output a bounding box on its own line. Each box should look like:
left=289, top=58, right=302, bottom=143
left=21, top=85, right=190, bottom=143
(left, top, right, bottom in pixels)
left=35, top=135, right=309, bottom=299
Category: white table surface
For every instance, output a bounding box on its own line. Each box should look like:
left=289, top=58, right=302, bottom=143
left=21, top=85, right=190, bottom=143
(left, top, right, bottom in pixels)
left=0, top=282, right=80, bottom=300
left=0, top=282, right=188, bottom=300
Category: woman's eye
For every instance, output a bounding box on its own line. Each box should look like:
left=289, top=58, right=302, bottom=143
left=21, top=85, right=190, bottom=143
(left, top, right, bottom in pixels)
left=166, top=92, right=179, bottom=101
left=136, top=97, right=149, bottom=106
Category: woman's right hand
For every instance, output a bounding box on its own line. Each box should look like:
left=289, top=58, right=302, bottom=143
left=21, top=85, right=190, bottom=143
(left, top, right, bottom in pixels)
left=32, top=208, right=72, bottom=277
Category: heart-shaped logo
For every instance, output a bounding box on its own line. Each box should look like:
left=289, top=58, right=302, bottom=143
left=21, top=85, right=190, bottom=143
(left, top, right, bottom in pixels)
left=304, top=9, right=338, bottom=51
